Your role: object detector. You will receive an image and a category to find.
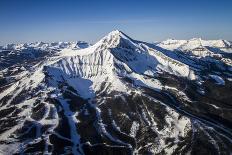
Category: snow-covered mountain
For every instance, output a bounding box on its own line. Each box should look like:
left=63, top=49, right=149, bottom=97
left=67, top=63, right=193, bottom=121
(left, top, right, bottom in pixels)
left=0, top=41, right=90, bottom=71
left=0, top=41, right=90, bottom=51
left=158, top=38, right=232, bottom=57
left=158, top=38, right=231, bottom=50
left=0, top=30, right=232, bottom=155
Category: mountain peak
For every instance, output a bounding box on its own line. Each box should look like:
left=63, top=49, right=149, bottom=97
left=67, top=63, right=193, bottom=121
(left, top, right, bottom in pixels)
left=92, top=30, right=130, bottom=49
left=104, top=30, right=132, bottom=40
left=109, top=29, right=122, bottom=34
left=104, top=30, right=125, bottom=39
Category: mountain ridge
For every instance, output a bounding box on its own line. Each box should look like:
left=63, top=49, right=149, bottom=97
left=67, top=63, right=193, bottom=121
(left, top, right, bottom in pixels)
left=0, top=30, right=232, bottom=154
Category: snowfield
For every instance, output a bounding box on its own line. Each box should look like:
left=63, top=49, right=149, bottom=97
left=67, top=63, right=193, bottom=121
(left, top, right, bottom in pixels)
left=0, top=30, right=232, bottom=154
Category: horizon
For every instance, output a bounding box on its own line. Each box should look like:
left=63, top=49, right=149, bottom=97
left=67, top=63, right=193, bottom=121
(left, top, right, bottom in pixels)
left=1, top=29, right=232, bottom=46
left=0, top=0, right=232, bottom=44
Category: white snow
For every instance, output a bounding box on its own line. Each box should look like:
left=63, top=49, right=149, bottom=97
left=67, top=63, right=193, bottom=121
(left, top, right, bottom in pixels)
left=0, top=30, right=231, bottom=154
left=158, top=38, right=231, bottom=51
left=129, top=121, right=140, bottom=138
left=209, top=74, right=225, bottom=85
left=67, top=77, right=95, bottom=99
left=1, top=41, right=90, bottom=51
left=58, top=98, right=83, bottom=155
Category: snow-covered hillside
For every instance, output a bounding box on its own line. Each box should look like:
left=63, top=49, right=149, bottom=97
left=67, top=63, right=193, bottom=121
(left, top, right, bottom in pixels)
left=0, top=30, right=232, bottom=155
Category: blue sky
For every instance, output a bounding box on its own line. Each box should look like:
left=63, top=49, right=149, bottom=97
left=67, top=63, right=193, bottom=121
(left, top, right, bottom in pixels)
left=0, top=0, right=232, bottom=44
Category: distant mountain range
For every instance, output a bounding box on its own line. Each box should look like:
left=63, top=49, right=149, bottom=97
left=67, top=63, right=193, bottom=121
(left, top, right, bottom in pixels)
left=0, top=41, right=90, bottom=50
left=0, top=30, right=232, bottom=155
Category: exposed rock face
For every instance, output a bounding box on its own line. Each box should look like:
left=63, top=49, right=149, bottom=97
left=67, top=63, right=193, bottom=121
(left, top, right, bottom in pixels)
left=0, top=30, right=232, bottom=154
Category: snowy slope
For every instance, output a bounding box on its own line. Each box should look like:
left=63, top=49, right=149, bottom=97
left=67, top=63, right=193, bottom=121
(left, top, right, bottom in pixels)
left=0, top=30, right=232, bottom=155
